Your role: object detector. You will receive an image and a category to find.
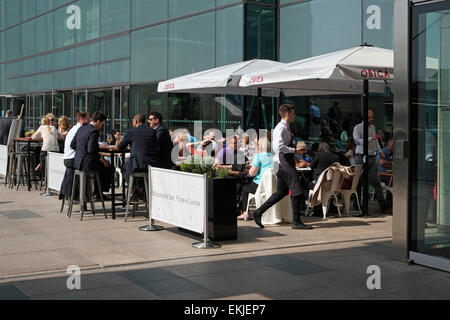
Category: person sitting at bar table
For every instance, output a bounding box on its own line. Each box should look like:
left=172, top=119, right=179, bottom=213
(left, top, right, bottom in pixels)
left=309, top=141, right=339, bottom=188
left=59, top=112, right=90, bottom=201
left=71, top=111, right=115, bottom=197
left=238, top=137, right=273, bottom=221
left=294, top=141, right=309, bottom=168
left=31, top=115, right=63, bottom=175
left=118, top=113, right=160, bottom=183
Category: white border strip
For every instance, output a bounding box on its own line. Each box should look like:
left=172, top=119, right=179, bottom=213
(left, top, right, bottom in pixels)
left=409, top=251, right=450, bottom=272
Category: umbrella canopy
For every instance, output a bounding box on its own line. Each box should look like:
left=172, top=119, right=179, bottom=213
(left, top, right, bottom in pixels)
left=239, top=46, right=393, bottom=95
left=157, top=59, right=284, bottom=97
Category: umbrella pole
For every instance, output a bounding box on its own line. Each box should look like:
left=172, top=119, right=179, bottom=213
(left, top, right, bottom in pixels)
left=363, top=79, right=369, bottom=217
left=257, top=87, right=262, bottom=131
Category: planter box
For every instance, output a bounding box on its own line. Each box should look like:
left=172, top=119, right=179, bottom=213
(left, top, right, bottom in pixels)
left=207, top=177, right=237, bottom=241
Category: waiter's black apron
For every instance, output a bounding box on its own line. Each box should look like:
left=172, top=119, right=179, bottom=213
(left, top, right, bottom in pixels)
left=277, top=133, right=303, bottom=197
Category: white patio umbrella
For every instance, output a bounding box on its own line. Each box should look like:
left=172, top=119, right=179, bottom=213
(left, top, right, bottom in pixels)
left=157, top=59, right=284, bottom=97
left=240, top=45, right=394, bottom=217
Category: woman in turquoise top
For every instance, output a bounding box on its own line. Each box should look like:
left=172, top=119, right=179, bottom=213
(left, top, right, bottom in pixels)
left=238, top=137, right=274, bottom=221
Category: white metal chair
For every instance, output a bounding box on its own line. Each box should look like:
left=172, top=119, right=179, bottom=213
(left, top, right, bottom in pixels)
left=305, top=165, right=345, bottom=220
left=339, top=164, right=363, bottom=216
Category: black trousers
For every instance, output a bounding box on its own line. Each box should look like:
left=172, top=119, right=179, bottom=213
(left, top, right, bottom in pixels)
left=59, top=159, right=75, bottom=200
left=81, top=161, right=115, bottom=193
left=256, top=165, right=305, bottom=224
left=241, top=181, right=258, bottom=212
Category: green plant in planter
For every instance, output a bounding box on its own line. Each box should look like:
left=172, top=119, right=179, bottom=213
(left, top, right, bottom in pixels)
left=180, top=155, right=228, bottom=179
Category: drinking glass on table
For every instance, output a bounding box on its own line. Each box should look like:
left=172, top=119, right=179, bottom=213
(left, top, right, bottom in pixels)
left=106, top=133, right=113, bottom=145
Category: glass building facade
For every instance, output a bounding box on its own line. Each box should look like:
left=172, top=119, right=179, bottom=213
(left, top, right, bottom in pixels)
left=1, top=0, right=393, bottom=142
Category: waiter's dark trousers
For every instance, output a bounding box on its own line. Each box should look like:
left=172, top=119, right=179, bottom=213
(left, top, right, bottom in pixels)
left=256, top=165, right=305, bottom=223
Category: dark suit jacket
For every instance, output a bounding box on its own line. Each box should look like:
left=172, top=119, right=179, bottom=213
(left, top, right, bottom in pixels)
left=310, top=152, right=340, bottom=180
left=155, top=124, right=174, bottom=169
left=0, top=117, right=13, bottom=145
left=118, top=125, right=160, bottom=174
left=71, top=123, right=101, bottom=171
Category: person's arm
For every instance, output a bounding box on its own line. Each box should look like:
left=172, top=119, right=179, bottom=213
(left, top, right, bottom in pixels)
left=32, top=126, right=42, bottom=139
left=310, top=154, right=319, bottom=170
left=87, top=131, right=99, bottom=155
left=70, top=132, right=77, bottom=150
left=118, top=132, right=131, bottom=150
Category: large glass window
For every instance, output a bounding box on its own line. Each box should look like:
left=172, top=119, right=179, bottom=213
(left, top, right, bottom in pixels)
left=6, top=0, right=21, bottom=27
left=280, top=0, right=361, bottom=62
left=100, top=0, right=130, bottom=37
left=411, top=2, right=450, bottom=260
left=216, top=5, right=244, bottom=66
left=53, top=5, right=75, bottom=49
left=168, top=0, right=214, bottom=19
left=246, top=4, right=276, bottom=60
left=168, top=12, right=215, bottom=78
left=132, top=0, right=168, bottom=28
left=36, top=12, right=54, bottom=54
left=76, top=0, right=100, bottom=43
left=131, top=24, right=168, bottom=83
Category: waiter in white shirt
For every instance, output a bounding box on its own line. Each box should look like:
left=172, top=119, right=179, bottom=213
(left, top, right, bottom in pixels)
left=353, top=109, right=389, bottom=215
left=59, top=112, right=90, bottom=200
left=253, top=104, right=313, bottom=230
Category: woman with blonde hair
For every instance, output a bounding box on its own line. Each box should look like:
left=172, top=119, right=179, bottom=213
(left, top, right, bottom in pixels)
left=32, top=115, right=62, bottom=174
left=58, top=116, right=71, bottom=138
left=238, top=136, right=274, bottom=221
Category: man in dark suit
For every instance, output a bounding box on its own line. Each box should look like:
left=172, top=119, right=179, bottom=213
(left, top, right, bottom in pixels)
left=71, top=111, right=115, bottom=194
left=0, top=110, right=14, bottom=145
left=148, top=111, right=174, bottom=169
left=118, top=113, right=160, bottom=182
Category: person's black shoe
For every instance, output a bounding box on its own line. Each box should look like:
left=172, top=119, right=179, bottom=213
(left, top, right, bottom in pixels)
left=292, top=222, right=313, bottom=230
left=253, top=209, right=264, bottom=229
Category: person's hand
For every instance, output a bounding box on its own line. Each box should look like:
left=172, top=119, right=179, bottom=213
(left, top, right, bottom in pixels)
left=295, top=147, right=304, bottom=154
left=101, top=158, right=110, bottom=167
left=372, top=133, right=381, bottom=140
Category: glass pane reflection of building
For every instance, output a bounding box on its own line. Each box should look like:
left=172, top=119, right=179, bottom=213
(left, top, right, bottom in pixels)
left=412, top=3, right=450, bottom=260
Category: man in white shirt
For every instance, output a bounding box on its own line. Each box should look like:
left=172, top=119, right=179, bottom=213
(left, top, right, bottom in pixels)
left=353, top=109, right=389, bottom=214
left=253, top=104, right=313, bottom=230
left=59, top=112, right=90, bottom=200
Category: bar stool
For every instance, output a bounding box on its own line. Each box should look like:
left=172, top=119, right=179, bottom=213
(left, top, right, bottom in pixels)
left=125, top=172, right=149, bottom=222
left=68, top=170, right=107, bottom=221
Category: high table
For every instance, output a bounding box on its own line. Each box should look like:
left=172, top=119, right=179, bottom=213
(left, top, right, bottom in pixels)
left=100, top=146, right=130, bottom=220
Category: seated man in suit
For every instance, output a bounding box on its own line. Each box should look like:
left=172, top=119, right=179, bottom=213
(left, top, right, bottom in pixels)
left=148, top=111, right=174, bottom=169
left=118, top=113, right=160, bottom=183
left=0, top=110, right=13, bottom=145
left=70, top=111, right=115, bottom=197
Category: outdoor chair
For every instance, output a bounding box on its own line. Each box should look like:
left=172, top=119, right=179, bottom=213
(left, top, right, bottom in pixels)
left=338, top=164, right=363, bottom=216
left=68, top=170, right=106, bottom=221
left=124, top=172, right=149, bottom=222
left=248, top=168, right=293, bottom=225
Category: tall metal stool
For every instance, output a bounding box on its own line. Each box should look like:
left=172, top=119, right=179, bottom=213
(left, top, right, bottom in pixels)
left=125, top=172, right=149, bottom=222
left=68, top=170, right=107, bottom=221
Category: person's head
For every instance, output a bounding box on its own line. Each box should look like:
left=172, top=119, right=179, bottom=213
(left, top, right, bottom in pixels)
left=311, top=142, right=320, bottom=155
left=133, top=113, right=147, bottom=128
left=387, top=138, right=394, bottom=151
left=5, top=110, right=12, bottom=117
left=368, top=109, right=375, bottom=125
left=345, top=138, right=356, bottom=152
left=257, top=137, right=271, bottom=153
left=318, top=141, right=331, bottom=153
left=148, top=111, right=162, bottom=129
left=91, top=111, right=107, bottom=130
left=46, top=113, right=56, bottom=126
left=296, top=141, right=308, bottom=154
left=76, top=111, right=90, bottom=125
left=279, top=104, right=296, bottom=124
left=58, top=116, right=70, bottom=131
left=41, top=116, right=50, bottom=126
left=111, top=129, right=120, bottom=138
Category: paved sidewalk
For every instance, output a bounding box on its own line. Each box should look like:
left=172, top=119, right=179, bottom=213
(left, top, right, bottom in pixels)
left=0, top=182, right=449, bottom=300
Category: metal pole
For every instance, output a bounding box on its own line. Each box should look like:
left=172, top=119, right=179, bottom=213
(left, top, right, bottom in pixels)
left=363, top=79, right=370, bottom=217
left=193, top=174, right=221, bottom=249
left=139, top=165, right=164, bottom=231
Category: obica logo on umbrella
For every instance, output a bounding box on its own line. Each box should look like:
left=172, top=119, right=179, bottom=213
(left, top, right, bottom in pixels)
left=164, top=82, right=175, bottom=91
left=248, top=75, right=264, bottom=84
left=360, top=69, right=392, bottom=79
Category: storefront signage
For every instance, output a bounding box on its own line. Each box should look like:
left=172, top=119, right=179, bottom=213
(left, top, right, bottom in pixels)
left=360, top=69, right=391, bottom=79
left=66, top=5, right=81, bottom=30
left=248, top=75, right=264, bottom=85
left=164, top=82, right=175, bottom=91
left=366, top=5, right=381, bottom=30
